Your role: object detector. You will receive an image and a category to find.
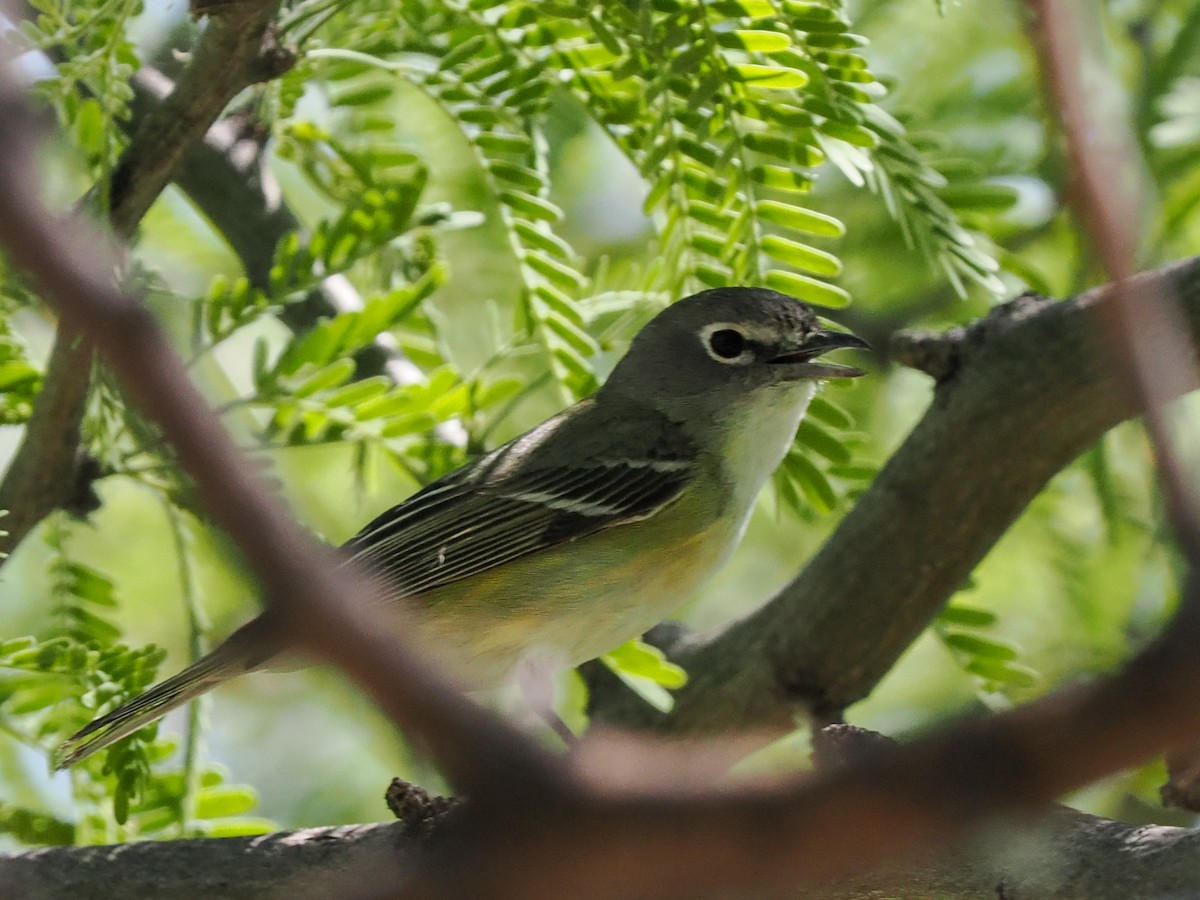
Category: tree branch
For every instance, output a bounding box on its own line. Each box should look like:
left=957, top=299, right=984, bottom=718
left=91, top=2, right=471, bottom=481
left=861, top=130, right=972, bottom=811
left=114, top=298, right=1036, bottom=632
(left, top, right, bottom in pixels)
left=0, top=0, right=291, bottom=561
left=5, top=792, right=1200, bottom=898
left=587, top=257, right=1200, bottom=734
left=0, top=325, right=91, bottom=557
left=129, top=66, right=437, bottom=390
left=107, top=2, right=291, bottom=239
left=0, top=821, right=413, bottom=900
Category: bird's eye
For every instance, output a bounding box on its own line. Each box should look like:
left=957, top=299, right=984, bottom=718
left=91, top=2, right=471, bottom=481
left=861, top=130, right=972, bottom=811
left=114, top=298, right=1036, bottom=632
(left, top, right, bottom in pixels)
left=708, top=328, right=746, bottom=360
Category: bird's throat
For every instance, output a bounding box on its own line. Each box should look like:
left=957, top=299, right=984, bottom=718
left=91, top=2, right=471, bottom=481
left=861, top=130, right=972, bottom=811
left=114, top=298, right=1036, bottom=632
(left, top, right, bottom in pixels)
left=720, top=380, right=817, bottom=517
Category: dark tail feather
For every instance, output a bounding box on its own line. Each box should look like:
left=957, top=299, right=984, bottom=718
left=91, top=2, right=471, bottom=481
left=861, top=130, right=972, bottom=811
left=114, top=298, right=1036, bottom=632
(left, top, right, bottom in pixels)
left=54, top=616, right=281, bottom=770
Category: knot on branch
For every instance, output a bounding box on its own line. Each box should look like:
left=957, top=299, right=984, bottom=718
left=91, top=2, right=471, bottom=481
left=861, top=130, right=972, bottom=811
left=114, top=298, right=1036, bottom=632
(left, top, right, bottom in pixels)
left=891, top=291, right=1054, bottom=382
left=890, top=328, right=963, bottom=381
left=773, top=660, right=843, bottom=723
left=812, top=724, right=897, bottom=772
left=249, top=25, right=297, bottom=85
left=63, top=451, right=103, bottom=518
left=385, top=778, right=458, bottom=834
left=1162, top=740, right=1200, bottom=812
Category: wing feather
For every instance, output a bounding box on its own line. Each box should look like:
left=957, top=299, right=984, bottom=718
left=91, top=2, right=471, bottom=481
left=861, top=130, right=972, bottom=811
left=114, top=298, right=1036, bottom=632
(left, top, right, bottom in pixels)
left=342, top=456, right=693, bottom=599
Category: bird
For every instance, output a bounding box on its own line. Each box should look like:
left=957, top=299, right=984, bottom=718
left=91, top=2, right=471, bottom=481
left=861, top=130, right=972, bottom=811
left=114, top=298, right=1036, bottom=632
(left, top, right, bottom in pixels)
left=55, top=286, right=868, bottom=769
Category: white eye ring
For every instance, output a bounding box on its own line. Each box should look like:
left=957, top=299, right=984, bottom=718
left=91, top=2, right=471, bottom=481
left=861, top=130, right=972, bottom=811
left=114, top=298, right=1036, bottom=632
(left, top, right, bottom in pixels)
left=700, top=323, right=754, bottom=365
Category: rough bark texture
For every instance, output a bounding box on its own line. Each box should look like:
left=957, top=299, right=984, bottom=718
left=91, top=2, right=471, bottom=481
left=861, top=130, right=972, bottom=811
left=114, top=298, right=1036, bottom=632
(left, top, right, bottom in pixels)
left=0, top=326, right=91, bottom=557
left=107, top=3, right=290, bottom=239
left=0, top=822, right=413, bottom=900
left=2, top=807, right=1199, bottom=899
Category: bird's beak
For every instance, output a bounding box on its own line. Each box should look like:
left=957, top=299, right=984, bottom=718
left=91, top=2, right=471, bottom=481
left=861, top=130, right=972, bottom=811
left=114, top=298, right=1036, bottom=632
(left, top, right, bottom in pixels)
left=767, top=328, right=871, bottom=379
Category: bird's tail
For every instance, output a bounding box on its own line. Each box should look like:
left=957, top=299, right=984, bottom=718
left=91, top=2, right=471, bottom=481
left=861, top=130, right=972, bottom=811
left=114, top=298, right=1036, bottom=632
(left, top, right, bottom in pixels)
left=53, top=617, right=279, bottom=770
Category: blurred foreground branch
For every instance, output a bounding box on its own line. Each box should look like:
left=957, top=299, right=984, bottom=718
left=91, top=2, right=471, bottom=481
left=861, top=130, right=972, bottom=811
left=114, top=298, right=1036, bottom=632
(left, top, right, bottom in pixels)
left=0, top=0, right=289, bottom=561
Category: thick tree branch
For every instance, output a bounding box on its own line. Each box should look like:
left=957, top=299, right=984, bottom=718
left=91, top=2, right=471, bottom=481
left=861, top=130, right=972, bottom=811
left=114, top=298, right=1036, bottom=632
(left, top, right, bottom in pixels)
left=0, top=821, right=413, bottom=900
left=130, top=67, right=295, bottom=291
left=5, top=807, right=1200, bottom=900
left=587, top=257, right=1200, bottom=734
left=0, top=0, right=290, bottom=561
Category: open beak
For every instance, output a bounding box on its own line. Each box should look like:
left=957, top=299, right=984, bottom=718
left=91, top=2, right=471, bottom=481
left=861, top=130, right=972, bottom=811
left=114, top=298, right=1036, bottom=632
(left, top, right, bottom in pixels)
left=768, top=329, right=871, bottom=379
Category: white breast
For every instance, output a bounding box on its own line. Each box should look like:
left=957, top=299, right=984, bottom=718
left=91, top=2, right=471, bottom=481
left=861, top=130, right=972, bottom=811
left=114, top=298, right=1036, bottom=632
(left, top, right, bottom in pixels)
left=720, top=380, right=817, bottom=525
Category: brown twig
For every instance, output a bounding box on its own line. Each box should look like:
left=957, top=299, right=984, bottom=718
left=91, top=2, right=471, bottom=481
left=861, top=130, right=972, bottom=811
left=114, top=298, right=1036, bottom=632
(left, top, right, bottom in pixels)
left=1027, top=0, right=1200, bottom=560
left=1028, top=0, right=1200, bottom=824
left=0, top=326, right=91, bottom=558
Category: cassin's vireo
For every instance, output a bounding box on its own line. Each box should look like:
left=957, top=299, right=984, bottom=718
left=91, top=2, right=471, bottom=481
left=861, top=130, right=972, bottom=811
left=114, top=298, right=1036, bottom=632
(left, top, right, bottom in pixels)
left=56, top=286, right=868, bottom=767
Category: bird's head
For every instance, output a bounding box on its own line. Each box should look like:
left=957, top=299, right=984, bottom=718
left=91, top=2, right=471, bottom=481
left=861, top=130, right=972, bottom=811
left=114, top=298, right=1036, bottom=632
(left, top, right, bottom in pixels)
left=601, top=287, right=870, bottom=423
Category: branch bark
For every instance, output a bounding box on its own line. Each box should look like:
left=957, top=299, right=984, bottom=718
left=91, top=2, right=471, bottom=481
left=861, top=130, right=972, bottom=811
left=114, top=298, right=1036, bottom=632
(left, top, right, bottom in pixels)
left=4, top=802, right=1200, bottom=899
left=0, top=822, right=413, bottom=900
left=587, top=257, right=1200, bottom=734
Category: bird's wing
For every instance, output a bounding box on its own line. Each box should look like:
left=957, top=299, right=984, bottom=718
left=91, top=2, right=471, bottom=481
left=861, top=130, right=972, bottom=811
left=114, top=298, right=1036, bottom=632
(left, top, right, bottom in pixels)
left=341, top=427, right=695, bottom=599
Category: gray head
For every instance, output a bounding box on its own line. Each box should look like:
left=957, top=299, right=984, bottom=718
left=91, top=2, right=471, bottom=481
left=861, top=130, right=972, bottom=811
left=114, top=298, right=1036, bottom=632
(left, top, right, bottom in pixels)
left=599, top=287, right=869, bottom=424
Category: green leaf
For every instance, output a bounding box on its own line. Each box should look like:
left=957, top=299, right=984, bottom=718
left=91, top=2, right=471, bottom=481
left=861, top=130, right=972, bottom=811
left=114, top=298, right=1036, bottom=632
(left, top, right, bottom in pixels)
left=756, top=200, right=844, bottom=237
left=5, top=683, right=70, bottom=715
left=195, top=785, right=258, bottom=819
left=827, top=464, right=878, bottom=481
left=0, top=636, right=36, bottom=658
left=942, top=632, right=1018, bottom=661
left=292, top=359, right=356, bottom=398
left=717, top=30, right=792, bottom=53
left=602, top=639, right=688, bottom=688
left=807, top=396, right=852, bottom=428
left=0, top=803, right=75, bottom=845
left=817, top=120, right=879, bottom=148
left=524, top=251, right=585, bottom=291
left=736, top=64, right=808, bottom=89
left=785, top=451, right=836, bottom=512
left=500, top=191, right=561, bottom=223
left=324, top=377, right=392, bottom=409
left=795, top=421, right=850, bottom=464
left=938, top=605, right=997, bottom=628
left=204, top=818, right=277, bottom=838
left=761, top=235, right=843, bottom=276
left=749, top=165, right=814, bottom=193
left=0, top=361, right=39, bottom=391
left=964, top=659, right=1039, bottom=688
left=332, top=83, right=394, bottom=107
left=66, top=564, right=117, bottom=607
left=938, top=182, right=1020, bottom=213
left=764, top=269, right=850, bottom=307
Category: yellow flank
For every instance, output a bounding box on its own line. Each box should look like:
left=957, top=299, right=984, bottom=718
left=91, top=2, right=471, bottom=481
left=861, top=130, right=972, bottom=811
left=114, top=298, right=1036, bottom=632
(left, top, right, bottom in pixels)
left=412, top=465, right=735, bottom=685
